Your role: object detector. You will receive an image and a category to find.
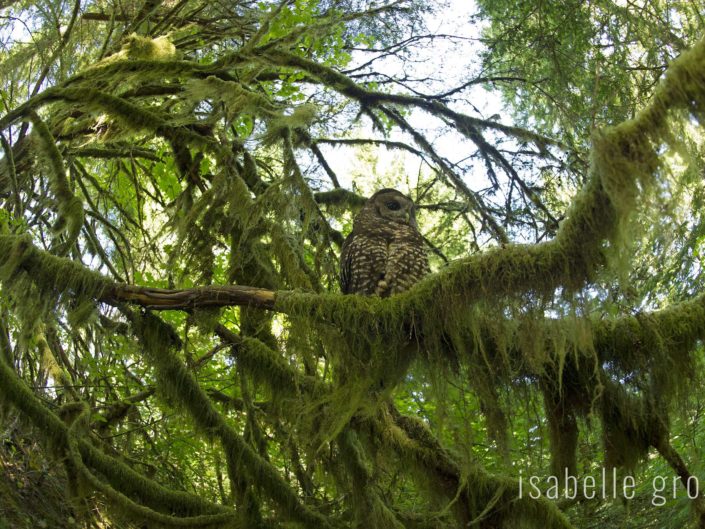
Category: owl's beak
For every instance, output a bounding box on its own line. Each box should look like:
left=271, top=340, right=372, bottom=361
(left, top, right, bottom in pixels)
left=407, top=210, right=417, bottom=228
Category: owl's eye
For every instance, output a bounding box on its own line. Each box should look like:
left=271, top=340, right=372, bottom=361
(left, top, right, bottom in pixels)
left=385, top=201, right=401, bottom=211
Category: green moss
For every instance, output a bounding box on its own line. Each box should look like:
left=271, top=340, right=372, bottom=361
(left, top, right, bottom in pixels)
left=28, top=112, right=84, bottom=253
left=337, top=428, right=406, bottom=529
left=65, top=404, right=238, bottom=527
left=186, top=76, right=278, bottom=119
left=122, top=35, right=177, bottom=61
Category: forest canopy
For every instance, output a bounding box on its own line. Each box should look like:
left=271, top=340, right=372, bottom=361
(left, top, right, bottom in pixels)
left=2, top=1, right=705, bottom=528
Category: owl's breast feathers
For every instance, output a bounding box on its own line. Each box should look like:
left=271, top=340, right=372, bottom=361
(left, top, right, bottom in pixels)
left=340, top=220, right=429, bottom=296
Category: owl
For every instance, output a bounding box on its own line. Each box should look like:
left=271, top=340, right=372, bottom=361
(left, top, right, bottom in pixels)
left=340, top=189, right=429, bottom=296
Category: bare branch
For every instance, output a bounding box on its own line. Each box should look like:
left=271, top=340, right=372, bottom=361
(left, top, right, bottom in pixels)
left=105, top=284, right=277, bottom=311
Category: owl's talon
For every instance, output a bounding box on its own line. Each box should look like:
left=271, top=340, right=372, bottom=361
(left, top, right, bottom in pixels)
left=375, top=280, right=389, bottom=296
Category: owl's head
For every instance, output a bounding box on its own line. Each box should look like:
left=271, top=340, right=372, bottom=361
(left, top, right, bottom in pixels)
left=368, top=188, right=417, bottom=227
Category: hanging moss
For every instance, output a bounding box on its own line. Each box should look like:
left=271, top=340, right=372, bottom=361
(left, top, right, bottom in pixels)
left=599, top=379, right=665, bottom=471
left=278, top=279, right=705, bottom=483
left=28, top=111, right=84, bottom=253
left=0, top=234, right=111, bottom=300
left=88, top=57, right=197, bottom=82
left=233, top=335, right=306, bottom=396
left=262, top=103, right=318, bottom=146
left=56, top=88, right=208, bottom=145
left=337, top=427, right=406, bottom=529
left=0, top=237, right=106, bottom=350
left=186, top=76, right=279, bottom=120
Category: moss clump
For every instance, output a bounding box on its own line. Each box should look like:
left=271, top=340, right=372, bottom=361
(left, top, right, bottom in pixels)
left=122, top=35, right=177, bottom=61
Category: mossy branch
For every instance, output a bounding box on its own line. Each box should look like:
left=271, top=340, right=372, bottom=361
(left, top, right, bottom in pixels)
left=314, top=187, right=368, bottom=208
left=1, top=87, right=212, bottom=150
left=0, top=338, right=233, bottom=518
left=66, top=404, right=237, bottom=527
left=0, top=132, right=21, bottom=217
left=3, top=233, right=705, bottom=366
left=375, top=406, right=576, bottom=529
left=128, top=311, right=334, bottom=529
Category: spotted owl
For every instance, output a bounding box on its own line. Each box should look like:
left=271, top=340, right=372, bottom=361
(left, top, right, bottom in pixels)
left=340, top=189, right=429, bottom=296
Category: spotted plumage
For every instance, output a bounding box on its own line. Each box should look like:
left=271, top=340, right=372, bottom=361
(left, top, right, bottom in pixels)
left=340, top=189, right=429, bottom=296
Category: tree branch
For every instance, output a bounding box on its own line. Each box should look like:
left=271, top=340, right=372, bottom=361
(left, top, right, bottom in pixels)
left=105, top=284, right=276, bottom=311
